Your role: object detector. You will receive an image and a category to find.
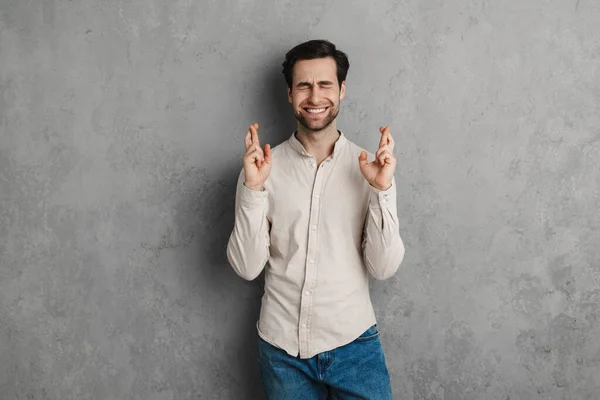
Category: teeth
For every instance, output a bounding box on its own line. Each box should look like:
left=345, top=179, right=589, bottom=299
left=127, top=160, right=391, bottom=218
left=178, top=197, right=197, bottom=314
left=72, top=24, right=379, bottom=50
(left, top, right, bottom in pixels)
left=307, top=108, right=326, bottom=113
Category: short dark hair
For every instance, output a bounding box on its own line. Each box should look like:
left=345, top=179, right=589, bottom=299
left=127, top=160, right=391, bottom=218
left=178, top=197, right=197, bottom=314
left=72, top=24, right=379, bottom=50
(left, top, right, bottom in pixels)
left=282, top=39, right=349, bottom=89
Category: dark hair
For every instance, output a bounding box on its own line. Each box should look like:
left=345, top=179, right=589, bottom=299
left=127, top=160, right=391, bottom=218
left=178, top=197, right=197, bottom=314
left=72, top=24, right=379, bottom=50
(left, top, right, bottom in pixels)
left=282, top=39, right=349, bottom=89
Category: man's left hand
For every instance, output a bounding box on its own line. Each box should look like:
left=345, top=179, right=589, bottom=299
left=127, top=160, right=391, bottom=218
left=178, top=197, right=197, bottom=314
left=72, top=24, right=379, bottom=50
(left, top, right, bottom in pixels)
left=358, top=126, right=397, bottom=191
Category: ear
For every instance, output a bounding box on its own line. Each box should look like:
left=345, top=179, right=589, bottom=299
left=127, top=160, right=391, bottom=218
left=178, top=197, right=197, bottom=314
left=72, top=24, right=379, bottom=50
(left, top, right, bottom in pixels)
left=339, top=81, right=346, bottom=101
left=288, top=87, right=293, bottom=104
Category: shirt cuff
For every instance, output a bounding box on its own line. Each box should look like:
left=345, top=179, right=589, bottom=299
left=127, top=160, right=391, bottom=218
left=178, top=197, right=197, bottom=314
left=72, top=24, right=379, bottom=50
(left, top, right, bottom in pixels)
left=368, top=179, right=396, bottom=209
left=239, top=182, right=269, bottom=207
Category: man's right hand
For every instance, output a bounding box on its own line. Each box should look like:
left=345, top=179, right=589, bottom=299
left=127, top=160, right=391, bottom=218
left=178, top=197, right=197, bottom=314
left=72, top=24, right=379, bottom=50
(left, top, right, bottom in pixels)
left=243, top=123, right=271, bottom=191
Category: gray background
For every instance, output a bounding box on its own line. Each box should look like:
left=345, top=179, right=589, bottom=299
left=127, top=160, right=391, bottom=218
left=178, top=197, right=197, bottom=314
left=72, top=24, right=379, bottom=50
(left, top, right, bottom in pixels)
left=1, top=0, right=599, bottom=399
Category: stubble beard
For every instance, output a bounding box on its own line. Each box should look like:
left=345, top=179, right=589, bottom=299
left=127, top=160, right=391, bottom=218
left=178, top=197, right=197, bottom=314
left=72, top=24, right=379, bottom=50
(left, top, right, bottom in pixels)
left=295, top=102, right=340, bottom=133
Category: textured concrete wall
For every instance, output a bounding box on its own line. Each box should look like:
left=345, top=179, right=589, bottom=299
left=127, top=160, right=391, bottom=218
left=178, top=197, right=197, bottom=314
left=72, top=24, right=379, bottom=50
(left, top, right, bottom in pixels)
left=1, top=0, right=599, bottom=399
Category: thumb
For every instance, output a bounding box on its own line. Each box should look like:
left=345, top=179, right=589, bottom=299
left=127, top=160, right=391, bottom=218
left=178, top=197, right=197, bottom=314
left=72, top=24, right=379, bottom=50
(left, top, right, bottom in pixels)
left=358, top=150, right=369, bottom=168
left=263, top=144, right=272, bottom=164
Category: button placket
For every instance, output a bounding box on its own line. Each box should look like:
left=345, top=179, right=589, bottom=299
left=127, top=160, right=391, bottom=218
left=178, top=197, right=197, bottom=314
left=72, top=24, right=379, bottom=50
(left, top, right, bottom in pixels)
left=298, top=159, right=326, bottom=357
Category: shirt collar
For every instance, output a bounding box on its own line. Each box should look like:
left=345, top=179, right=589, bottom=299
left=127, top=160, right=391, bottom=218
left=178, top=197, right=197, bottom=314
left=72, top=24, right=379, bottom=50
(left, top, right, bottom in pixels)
left=288, top=130, right=348, bottom=160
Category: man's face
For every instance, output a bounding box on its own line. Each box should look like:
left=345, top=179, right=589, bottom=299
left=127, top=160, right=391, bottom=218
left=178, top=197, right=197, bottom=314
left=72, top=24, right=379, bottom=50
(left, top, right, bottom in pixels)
left=288, top=57, right=346, bottom=132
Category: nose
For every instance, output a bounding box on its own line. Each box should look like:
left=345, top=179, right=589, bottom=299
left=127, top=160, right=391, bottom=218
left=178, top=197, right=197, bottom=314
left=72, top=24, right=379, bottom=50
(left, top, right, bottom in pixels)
left=308, top=87, right=322, bottom=105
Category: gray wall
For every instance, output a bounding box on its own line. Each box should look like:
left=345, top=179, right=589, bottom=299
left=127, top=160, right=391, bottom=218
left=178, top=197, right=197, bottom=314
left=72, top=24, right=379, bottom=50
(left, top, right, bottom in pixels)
left=1, top=0, right=599, bottom=399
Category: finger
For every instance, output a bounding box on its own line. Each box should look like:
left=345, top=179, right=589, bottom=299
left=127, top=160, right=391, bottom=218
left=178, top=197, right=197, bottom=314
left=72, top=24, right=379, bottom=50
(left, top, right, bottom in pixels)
left=246, top=150, right=265, bottom=168
left=376, top=144, right=392, bottom=163
left=243, top=148, right=258, bottom=163
left=378, top=127, right=386, bottom=148
left=376, top=143, right=391, bottom=155
left=244, top=142, right=260, bottom=156
left=383, top=125, right=391, bottom=142
left=250, top=123, right=260, bottom=145
left=255, top=144, right=265, bottom=163
left=258, top=148, right=271, bottom=170
left=358, top=150, right=369, bottom=168
left=378, top=150, right=394, bottom=167
left=382, top=154, right=397, bottom=171
left=244, top=144, right=265, bottom=163
left=385, top=130, right=394, bottom=150
left=378, top=126, right=390, bottom=148
left=263, top=144, right=272, bottom=165
left=256, top=144, right=267, bottom=168
left=244, top=130, right=252, bottom=150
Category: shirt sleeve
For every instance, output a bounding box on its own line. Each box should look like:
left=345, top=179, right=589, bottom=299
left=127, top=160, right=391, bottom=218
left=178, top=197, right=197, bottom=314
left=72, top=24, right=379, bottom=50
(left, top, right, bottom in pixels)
left=361, top=177, right=405, bottom=280
left=226, top=169, right=271, bottom=280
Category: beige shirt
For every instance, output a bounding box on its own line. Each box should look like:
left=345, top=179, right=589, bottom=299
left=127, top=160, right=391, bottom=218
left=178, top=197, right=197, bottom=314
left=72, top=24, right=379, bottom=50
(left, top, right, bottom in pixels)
left=226, top=131, right=405, bottom=359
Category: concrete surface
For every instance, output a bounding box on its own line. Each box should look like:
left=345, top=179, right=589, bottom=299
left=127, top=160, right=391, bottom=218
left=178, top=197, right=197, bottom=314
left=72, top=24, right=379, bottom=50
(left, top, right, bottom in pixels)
left=1, top=0, right=599, bottom=399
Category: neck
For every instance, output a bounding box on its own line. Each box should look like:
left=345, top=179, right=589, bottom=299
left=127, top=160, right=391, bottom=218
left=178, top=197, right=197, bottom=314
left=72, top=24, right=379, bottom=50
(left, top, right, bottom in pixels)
left=295, top=122, right=340, bottom=164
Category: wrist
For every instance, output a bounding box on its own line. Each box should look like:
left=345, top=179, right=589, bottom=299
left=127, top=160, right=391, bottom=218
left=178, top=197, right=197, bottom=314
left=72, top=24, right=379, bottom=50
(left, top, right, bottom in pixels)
left=370, top=182, right=392, bottom=191
left=244, top=182, right=264, bottom=191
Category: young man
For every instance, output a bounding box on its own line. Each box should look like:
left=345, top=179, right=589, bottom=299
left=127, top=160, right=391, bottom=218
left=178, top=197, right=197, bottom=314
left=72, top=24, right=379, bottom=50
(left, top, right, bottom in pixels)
left=226, top=40, right=405, bottom=399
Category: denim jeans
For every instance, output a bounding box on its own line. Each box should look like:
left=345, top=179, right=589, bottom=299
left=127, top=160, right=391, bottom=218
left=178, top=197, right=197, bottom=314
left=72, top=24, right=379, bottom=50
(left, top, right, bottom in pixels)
left=258, top=325, right=393, bottom=400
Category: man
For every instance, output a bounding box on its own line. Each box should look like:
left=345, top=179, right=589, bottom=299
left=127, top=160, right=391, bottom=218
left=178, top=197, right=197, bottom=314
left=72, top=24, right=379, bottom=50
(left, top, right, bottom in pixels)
left=226, top=39, right=405, bottom=399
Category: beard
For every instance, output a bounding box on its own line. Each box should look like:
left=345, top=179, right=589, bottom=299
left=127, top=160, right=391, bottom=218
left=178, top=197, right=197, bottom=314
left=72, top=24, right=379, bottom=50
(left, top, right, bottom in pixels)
left=294, top=102, right=340, bottom=132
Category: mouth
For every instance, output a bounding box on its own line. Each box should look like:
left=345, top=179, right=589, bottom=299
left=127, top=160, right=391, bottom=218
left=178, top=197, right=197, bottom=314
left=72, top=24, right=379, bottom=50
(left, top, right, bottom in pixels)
left=303, top=106, right=329, bottom=116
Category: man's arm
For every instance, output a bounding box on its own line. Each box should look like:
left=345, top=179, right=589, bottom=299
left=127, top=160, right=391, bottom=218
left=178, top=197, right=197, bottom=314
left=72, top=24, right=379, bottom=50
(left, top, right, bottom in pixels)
left=226, top=123, right=272, bottom=281
left=361, top=177, right=405, bottom=280
left=226, top=169, right=271, bottom=280
left=358, top=126, right=405, bottom=279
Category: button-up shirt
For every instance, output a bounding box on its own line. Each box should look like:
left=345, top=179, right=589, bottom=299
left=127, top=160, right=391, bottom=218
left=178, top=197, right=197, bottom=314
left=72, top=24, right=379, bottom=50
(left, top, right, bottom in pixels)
left=226, top=131, right=405, bottom=359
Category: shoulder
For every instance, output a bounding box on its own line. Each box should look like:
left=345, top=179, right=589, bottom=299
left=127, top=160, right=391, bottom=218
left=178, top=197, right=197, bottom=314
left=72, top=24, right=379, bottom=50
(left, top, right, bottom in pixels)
left=268, top=139, right=291, bottom=159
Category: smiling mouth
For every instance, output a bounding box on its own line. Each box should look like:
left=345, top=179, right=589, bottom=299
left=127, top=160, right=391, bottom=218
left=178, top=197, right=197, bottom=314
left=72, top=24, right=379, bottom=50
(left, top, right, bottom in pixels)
left=304, top=107, right=329, bottom=115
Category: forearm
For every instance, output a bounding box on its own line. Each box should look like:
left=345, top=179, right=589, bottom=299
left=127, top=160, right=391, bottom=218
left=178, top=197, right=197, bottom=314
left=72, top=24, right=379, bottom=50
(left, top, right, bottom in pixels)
left=226, top=173, right=270, bottom=280
left=362, top=179, right=405, bottom=280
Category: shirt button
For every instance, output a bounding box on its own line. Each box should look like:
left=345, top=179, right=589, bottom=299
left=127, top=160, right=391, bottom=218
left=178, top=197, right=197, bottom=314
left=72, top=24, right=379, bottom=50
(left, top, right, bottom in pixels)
left=311, top=225, right=317, bottom=230
left=305, top=291, right=310, bottom=296
left=302, top=324, right=307, bottom=328
left=308, top=258, right=314, bottom=264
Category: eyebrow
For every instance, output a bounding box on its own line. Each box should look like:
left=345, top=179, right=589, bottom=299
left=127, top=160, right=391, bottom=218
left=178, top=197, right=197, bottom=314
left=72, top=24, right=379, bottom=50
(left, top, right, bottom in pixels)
left=296, top=80, right=335, bottom=88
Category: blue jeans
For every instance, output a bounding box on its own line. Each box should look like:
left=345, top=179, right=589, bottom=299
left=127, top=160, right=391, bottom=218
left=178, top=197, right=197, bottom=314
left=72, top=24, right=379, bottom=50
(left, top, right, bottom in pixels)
left=258, top=325, right=393, bottom=399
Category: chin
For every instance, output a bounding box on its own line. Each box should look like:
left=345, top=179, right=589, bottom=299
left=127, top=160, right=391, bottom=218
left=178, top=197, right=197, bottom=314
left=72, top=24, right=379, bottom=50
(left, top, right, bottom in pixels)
left=296, top=109, right=339, bottom=132
left=298, top=118, right=334, bottom=132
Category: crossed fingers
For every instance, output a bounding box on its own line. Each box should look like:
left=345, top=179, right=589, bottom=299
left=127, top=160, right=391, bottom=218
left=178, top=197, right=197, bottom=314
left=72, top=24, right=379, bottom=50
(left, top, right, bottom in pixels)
left=376, top=126, right=395, bottom=166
